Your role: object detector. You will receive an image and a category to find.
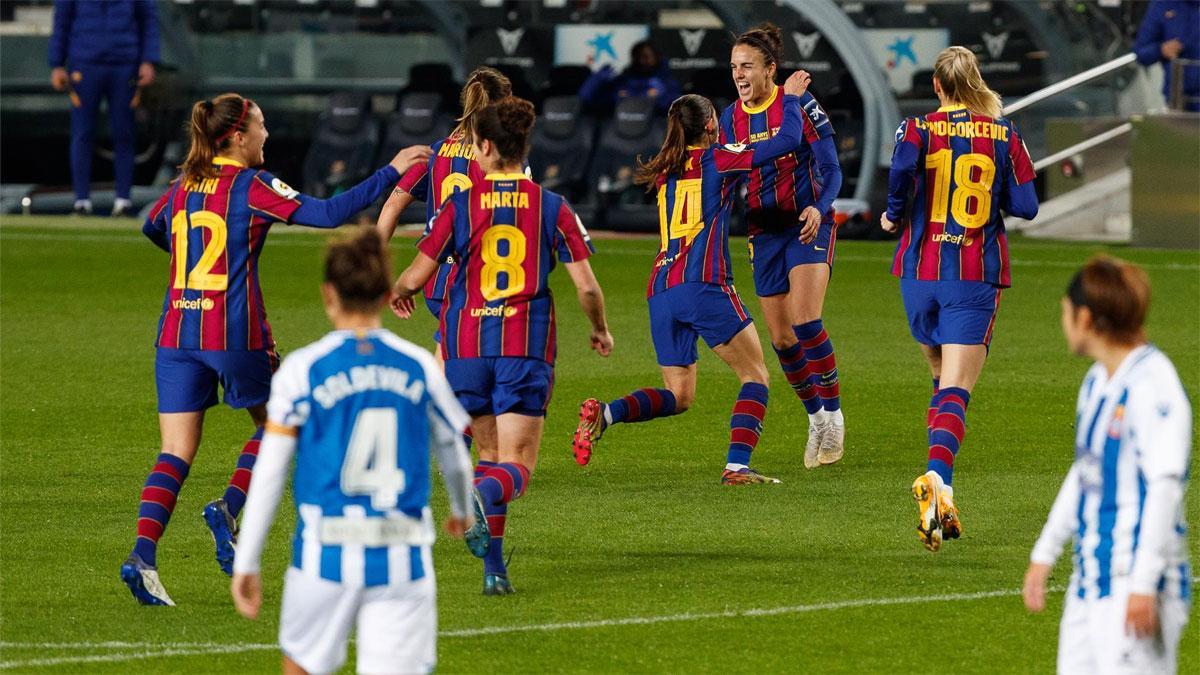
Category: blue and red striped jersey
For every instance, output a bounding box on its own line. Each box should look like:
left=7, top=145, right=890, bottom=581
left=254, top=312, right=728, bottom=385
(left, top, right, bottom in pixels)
left=719, top=88, right=836, bottom=236
left=397, top=134, right=487, bottom=312
left=886, top=105, right=1038, bottom=288
left=144, top=158, right=303, bottom=351
left=416, top=174, right=594, bottom=365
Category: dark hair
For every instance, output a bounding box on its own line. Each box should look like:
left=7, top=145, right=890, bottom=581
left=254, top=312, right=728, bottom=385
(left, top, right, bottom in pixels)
left=324, top=228, right=392, bottom=312
left=1066, top=255, right=1151, bottom=344
left=634, top=95, right=714, bottom=189
left=181, top=93, right=256, bottom=183
left=471, top=96, right=536, bottom=164
left=452, top=66, right=512, bottom=141
left=734, top=22, right=784, bottom=68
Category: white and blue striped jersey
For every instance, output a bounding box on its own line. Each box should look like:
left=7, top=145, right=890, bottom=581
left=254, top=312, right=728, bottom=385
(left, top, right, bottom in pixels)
left=1032, top=345, right=1192, bottom=602
left=265, top=328, right=472, bottom=587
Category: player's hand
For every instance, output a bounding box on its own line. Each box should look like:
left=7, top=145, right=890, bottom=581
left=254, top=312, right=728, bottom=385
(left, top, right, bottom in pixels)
left=798, top=206, right=821, bottom=243
left=390, top=283, right=416, bottom=318
left=880, top=212, right=899, bottom=234
left=590, top=328, right=613, bottom=357
left=137, top=62, right=156, bottom=87
left=231, top=573, right=262, bottom=620
left=1125, top=593, right=1159, bottom=639
left=784, top=70, right=811, bottom=97
left=50, top=67, right=68, bottom=91
left=390, top=145, right=433, bottom=174
left=1022, top=562, right=1051, bottom=613
left=1162, top=39, right=1184, bottom=60
left=443, top=515, right=468, bottom=539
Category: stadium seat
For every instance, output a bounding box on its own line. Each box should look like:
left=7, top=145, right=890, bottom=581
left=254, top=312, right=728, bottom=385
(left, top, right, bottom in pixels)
left=398, top=63, right=462, bottom=114
left=587, top=96, right=663, bottom=233
left=529, top=96, right=596, bottom=203
left=301, top=91, right=380, bottom=202
left=541, top=65, right=593, bottom=101
left=492, top=63, right=539, bottom=106
left=375, top=91, right=454, bottom=224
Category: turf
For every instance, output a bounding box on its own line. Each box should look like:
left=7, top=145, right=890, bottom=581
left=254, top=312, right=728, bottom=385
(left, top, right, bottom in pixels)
left=1, top=216, right=1197, bottom=673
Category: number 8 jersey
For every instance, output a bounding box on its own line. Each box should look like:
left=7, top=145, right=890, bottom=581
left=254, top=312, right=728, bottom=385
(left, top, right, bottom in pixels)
left=886, top=105, right=1038, bottom=288
left=144, top=157, right=304, bottom=350
left=416, top=173, right=594, bottom=365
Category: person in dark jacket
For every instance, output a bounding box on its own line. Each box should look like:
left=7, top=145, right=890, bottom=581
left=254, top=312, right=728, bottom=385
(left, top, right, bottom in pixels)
left=48, top=0, right=159, bottom=216
left=1133, top=0, right=1199, bottom=111
left=579, top=39, right=681, bottom=115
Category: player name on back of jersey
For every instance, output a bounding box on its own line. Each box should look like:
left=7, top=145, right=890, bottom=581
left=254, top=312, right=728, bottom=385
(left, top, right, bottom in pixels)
left=914, top=118, right=1009, bottom=141
left=479, top=190, right=530, bottom=209
left=311, top=364, right=425, bottom=410
left=438, top=141, right=474, bottom=159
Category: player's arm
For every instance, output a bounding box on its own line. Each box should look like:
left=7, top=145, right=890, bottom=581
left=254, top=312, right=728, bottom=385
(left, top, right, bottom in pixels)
left=287, top=146, right=431, bottom=229
left=555, top=202, right=612, bottom=356
left=230, top=421, right=296, bottom=620
left=742, top=71, right=810, bottom=167
left=423, top=361, right=475, bottom=537
left=141, top=187, right=174, bottom=252
left=882, top=119, right=921, bottom=233
left=1023, top=463, right=1082, bottom=612
left=377, top=161, right=430, bottom=242
left=1000, top=127, right=1039, bottom=220
left=391, top=198, right=456, bottom=318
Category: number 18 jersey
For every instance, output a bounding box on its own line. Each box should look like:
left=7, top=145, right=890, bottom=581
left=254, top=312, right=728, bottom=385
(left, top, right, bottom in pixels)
left=416, top=173, right=594, bottom=365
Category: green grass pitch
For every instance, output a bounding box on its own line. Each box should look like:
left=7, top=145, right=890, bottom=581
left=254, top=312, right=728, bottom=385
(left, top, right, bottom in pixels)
left=1, top=216, right=1196, bottom=673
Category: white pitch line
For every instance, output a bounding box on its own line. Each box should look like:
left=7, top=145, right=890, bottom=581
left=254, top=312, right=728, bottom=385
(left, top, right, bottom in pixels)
left=0, top=644, right=277, bottom=670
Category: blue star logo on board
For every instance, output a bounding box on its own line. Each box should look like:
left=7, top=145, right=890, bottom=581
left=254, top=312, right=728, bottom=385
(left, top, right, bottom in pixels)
left=588, top=32, right=617, bottom=63
left=886, top=36, right=917, bottom=69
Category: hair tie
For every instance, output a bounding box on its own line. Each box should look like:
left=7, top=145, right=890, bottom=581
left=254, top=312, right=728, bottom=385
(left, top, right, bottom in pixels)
left=214, top=98, right=250, bottom=145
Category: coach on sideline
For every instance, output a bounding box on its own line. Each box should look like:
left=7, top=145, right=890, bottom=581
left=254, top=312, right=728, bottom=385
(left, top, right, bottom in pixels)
left=48, top=0, right=159, bottom=217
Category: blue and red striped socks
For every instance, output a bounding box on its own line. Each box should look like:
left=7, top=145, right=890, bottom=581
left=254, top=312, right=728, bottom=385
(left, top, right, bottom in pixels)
left=132, top=453, right=191, bottom=566
left=605, top=388, right=677, bottom=428
left=475, top=462, right=530, bottom=509
left=927, top=378, right=941, bottom=430
left=221, top=427, right=262, bottom=519
left=928, top=387, right=970, bottom=486
left=795, top=320, right=840, bottom=412
left=474, top=460, right=508, bottom=576
left=727, top=382, right=769, bottom=467
left=773, top=343, right=822, bottom=415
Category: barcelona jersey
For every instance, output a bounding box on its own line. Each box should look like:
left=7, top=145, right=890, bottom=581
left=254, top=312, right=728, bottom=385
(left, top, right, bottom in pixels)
left=417, top=173, right=594, bottom=365
left=886, top=105, right=1038, bottom=288
left=719, top=87, right=835, bottom=236
left=396, top=134, right=486, bottom=315
left=144, top=158, right=303, bottom=351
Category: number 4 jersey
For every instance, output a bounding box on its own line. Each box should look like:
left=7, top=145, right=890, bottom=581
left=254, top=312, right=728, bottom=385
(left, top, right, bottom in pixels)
left=144, top=158, right=304, bottom=351
left=416, top=173, right=594, bottom=365
left=886, top=105, right=1038, bottom=288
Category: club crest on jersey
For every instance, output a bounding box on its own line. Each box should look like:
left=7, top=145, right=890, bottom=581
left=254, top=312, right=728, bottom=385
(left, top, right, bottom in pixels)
left=270, top=178, right=299, bottom=199
left=1107, top=404, right=1124, bottom=439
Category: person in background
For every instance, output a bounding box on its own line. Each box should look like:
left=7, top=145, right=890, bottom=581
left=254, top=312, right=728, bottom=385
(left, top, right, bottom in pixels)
left=579, top=39, right=682, bottom=115
left=48, top=0, right=159, bottom=216
left=1133, top=0, right=1199, bottom=111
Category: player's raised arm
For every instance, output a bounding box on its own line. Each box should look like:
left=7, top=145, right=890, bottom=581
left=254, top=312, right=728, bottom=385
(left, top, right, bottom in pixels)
left=376, top=158, right=430, bottom=243
left=283, top=145, right=432, bottom=229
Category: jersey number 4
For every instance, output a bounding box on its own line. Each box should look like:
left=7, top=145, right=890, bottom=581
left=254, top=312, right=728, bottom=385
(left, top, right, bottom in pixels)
left=342, top=408, right=407, bottom=510
left=927, top=150, right=995, bottom=229
left=171, top=210, right=229, bottom=291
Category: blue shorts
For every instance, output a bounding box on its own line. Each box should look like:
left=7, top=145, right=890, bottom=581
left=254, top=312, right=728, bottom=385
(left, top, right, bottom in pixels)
left=900, top=279, right=1003, bottom=347
left=155, top=348, right=276, bottom=413
left=648, top=282, right=753, bottom=367
left=748, top=221, right=837, bottom=297
left=444, top=357, right=554, bottom=417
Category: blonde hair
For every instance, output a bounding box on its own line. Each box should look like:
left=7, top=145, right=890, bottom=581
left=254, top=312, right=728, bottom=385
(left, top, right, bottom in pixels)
left=933, top=46, right=1003, bottom=118
left=452, top=67, right=512, bottom=142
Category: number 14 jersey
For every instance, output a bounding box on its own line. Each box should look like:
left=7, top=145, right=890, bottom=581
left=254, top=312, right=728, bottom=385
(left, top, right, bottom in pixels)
left=416, top=173, right=594, bottom=365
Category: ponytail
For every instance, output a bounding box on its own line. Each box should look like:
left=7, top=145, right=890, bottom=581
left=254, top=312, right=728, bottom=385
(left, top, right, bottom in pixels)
left=180, top=93, right=255, bottom=183
left=933, top=46, right=1003, bottom=118
left=634, top=95, right=713, bottom=189
left=452, top=66, right=512, bottom=142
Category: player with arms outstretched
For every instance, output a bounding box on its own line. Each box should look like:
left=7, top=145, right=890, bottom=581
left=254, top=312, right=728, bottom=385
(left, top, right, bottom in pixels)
left=573, top=71, right=812, bottom=485
left=721, top=22, right=846, bottom=468
left=122, top=92, right=430, bottom=605
left=231, top=230, right=475, bottom=675
left=392, top=97, right=612, bottom=594
left=881, top=47, right=1038, bottom=551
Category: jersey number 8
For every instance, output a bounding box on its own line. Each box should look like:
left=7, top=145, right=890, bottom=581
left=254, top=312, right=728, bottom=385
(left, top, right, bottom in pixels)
left=927, top=150, right=995, bottom=230
left=480, top=225, right=527, bottom=302
left=342, top=408, right=407, bottom=510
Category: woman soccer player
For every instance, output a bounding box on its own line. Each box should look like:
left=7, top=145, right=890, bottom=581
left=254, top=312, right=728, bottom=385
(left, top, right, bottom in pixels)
left=376, top=67, right=512, bottom=360
left=1024, top=256, right=1191, bottom=674
left=231, top=229, right=475, bottom=675
left=881, top=46, right=1038, bottom=552
left=720, top=22, right=846, bottom=468
left=392, top=96, right=612, bottom=594
left=573, top=72, right=812, bottom=485
left=121, top=92, right=430, bottom=605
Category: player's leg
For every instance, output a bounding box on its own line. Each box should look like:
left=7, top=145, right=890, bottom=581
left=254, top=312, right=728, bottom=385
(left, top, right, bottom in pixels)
left=921, top=344, right=942, bottom=430
left=712, top=323, right=777, bottom=485
left=278, top=567, right=359, bottom=675
left=356, top=575, right=437, bottom=674
left=106, top=62, right=138, bottom=214
left=474, top=411, right=543, bottom=594
left=1056, top=593, right=1098, bottom=675
left=787, top=256, right=844, bottom=466
left=467, top=413, right=502, bottom=563
left=68, top=65, right=105, bottom=212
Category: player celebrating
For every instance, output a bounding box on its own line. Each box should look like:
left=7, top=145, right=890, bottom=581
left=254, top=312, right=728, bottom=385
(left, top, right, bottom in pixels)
left=121, top=92, right=430, bottom=605
left=881, top=46, right=1038, bottom=551
left=376, top=67, right=512, bottom=361
left=573, top=72, right=813, bottom=485
left=720, top=22, right=846, bottom=469
left=1024, top=256, right=1191, bottom=674
left=392, top=96, right=612, bottom=594
left=230, top=229, right=475, bottom=675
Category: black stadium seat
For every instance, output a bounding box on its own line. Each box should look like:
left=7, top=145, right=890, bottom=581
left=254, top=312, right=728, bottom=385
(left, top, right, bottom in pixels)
left=375, top=92, right=454, bottom=224
left=587, top=97, right=663, bottom=233
left=541, top=65, right=593, bottom=101
left=528, top=96, right=596, bottom=203
left=398, top=63, right=461, bottom=114
left=302, top=91, right=380, bottom=201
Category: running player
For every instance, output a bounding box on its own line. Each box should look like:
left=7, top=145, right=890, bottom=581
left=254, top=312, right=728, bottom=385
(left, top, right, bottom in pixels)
left=121, top=92, right=430, bottom=605
left=721, top=22, right=846, bottom=469
left=392, top=96, right=612, bottom=594
left=572, top=71, right=813, bottom=485
left=881, top=46, right=1038, bottom=551
left=1024, top=256, right=1191, bottom=674
left=231, top=229, right=475, bottom=675
left=376, top=67, right=512, bottom=362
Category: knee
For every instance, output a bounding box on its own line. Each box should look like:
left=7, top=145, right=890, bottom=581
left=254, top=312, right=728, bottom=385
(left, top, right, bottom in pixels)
left=770, top=335, right=798, bottom=352
left=673, top=390, right=694, bottom=413
left=742, top=366, right=769, bottom=387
